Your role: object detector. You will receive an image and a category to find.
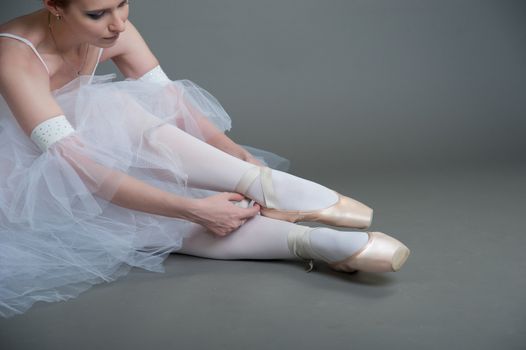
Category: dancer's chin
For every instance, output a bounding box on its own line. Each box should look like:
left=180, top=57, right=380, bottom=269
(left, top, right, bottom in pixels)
left=99, top=34, right=119, bottom=46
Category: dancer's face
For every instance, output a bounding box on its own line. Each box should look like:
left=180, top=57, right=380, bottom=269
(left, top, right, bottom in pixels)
left=47, top=0, right=129, bottom=47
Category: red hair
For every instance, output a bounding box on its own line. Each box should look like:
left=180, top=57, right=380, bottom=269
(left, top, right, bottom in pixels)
left=49, top=0, right=71, bottom=8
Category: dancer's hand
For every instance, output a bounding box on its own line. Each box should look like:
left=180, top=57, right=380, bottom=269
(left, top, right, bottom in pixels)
left=189, top=193, right=261, bottom=237
left=243, top=152, right=265, bottom=166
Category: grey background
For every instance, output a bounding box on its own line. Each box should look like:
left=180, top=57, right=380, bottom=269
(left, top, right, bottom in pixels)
left=131, top=0, right=526, bottom=174
left=2, top=0, right=525, bottom=174
left=1, top=1, right=525, bottom=349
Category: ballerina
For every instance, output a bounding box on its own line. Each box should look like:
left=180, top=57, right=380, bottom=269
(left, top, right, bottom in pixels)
left=0, top=0, right=410, bottom=318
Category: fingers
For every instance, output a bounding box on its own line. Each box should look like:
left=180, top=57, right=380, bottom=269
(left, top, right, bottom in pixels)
left=205, top=192, right=261, bottom=237
left=239, top=202, right=261, bottom=219
left=225, top=192, right=245, bottom=201
left=211, top=218, right=246, bottom=237
left=210, top=207, right=256, bottom=237
left=224, top=193, right=260, bottom=217
left=252, top=158, right=265, bottom=166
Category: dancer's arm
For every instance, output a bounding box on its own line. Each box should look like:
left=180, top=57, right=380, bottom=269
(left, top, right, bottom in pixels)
left=203, top=123, right=264, bottom=166
left=0, top=47, right=259, bottom=236
left=59, top=146, right=260, bottom=236
left=103, top=20, right=263, bottom=165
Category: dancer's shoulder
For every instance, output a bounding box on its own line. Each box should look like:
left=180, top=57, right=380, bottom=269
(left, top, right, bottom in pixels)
left=0, top=38, right=48, bottom=88
left=0, top=41, right=60, bottom=137
left=0, top=10, right=49, bottom=78
left=0, top=10, right=47, bottom=47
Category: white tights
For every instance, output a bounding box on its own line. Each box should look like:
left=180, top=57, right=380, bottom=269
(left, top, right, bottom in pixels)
left=179, top=215, right=369, bottom=263
left=179, top=215, right=294, bottom=260
left=132, top=101, right=369, bottom=262
left=152, top=123, right=339, bottom=211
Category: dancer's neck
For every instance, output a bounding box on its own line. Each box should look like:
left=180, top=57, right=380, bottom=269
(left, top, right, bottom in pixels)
left=41, top=9, right=88, bottom=58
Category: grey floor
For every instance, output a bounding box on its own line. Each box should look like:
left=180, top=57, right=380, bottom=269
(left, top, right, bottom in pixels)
left=1, top=161, right=525, bottom=350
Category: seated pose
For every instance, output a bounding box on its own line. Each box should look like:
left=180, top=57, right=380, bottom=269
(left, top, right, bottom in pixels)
left=0, top=0, right=410, bottom=318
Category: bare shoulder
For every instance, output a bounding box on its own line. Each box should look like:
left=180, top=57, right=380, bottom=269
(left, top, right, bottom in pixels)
left=0, top=36, right=48, bottom=82
left=0, top=10, right=49, bottom=76
left=100, top=20, right=159, bottom=79
left=0, top=11, right=27, bottom=33
left=0, top=38, right=62, bottom=136
left=0, top=10, right=46, bottom=43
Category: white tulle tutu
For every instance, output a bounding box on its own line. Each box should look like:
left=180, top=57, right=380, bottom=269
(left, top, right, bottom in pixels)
left=0, top=73, right=288, bottom=318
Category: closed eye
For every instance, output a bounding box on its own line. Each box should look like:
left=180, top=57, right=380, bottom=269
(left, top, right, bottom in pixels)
left=86, top=12, right=105, bottom=20
left=85, top=0, right=129, bottom=20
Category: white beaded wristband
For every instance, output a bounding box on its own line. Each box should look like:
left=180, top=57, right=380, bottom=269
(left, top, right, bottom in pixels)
left=137, top=65, right=171, bottom=85
left=30, top=115, right=75, bottom=152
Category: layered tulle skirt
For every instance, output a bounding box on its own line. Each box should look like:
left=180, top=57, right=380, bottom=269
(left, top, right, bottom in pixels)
left=0, top=74, right=288, bottom=318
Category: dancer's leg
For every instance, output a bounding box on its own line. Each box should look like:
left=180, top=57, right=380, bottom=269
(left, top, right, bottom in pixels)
left=148, top=122, right=339, bottom=211
left=178, top=216, right=294, bottom=260
left=177, top=215, right=369, bottom=261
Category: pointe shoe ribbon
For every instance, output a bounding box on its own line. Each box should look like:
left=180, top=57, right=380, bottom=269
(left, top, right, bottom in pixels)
left=287, top=225, right=317, bottom=272
left=235, top=166, right=373, bottom=229
left=288, top=226, right=411, bottom=273
left=235, top=166, right=279, bottom=208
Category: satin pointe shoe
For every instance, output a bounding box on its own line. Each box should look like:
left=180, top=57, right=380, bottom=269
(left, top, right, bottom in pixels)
left=288, top=226, right=410, bottom=273
left=235, top=166, right=373, bottom=229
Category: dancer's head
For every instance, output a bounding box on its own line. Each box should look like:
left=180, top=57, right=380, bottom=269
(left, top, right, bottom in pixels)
left=43, top=0, right=129, bottom=46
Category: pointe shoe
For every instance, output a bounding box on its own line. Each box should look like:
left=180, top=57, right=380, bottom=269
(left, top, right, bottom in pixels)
left=263, top=192, right=373, bottom=229
left=288, top=226, right=410, bottom=273
left=235, top=166, right=373, bottom=229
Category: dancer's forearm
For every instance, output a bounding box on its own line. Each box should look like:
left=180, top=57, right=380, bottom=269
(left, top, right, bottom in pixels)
left=63, top=146, right=260, bottom=236
left=62, top=147, right=197, bottom=220
left=107, top=170, right=197, bottom=220
left=193, top=115, right=253, bottom=161
left=206, top=129, right=250, bottom=161
left=166, top=85, right=248, bottom=159
left=201, top=124, right=263, bottom=165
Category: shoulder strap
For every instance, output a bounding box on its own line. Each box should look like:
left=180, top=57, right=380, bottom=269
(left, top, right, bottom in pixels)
left=88, top=47, right=104, bottom=84
left=0, top=33, right=51, bottom=74
left=91, top=47, right=103, bottom=76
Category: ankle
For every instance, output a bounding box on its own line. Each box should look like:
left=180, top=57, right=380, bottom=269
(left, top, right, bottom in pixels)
left=243, top=167, right=339, bottom=211
left=287, top=225, right=320, bottom=261
left=236, top=166, right=273, bottom=207
left=287, top=226, right=370, bottom=263
left=309, top=228, right=369, bottom=262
